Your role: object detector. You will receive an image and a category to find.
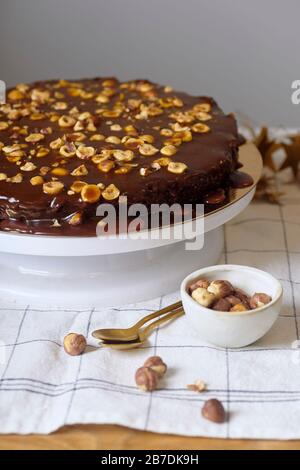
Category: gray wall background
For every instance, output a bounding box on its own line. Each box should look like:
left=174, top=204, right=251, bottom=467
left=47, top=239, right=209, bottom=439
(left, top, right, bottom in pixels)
left=0, top=0, right=299, bottom=126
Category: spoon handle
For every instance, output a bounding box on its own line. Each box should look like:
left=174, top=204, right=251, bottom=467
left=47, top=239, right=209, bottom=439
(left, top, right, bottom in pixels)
left=92, top=300, right=182, bottom=341
left=134, top=301, right=182, bottom=329
left=140, top=308, right=185, bottom=340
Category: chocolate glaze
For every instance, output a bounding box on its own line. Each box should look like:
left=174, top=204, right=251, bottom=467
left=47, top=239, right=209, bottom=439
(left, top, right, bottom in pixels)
left=229, top=171, right=254, bottom=189
left=204, top=189, right=226, bottom=205
left=0, top=78, right=250, bottom=236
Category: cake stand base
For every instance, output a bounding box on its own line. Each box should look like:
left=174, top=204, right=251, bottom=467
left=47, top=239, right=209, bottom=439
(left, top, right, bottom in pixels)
left=0, top=227, right=223, bottom=308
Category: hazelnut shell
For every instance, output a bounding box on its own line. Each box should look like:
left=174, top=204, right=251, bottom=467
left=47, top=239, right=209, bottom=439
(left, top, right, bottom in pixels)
left=202, top=399, right=226, bottom=423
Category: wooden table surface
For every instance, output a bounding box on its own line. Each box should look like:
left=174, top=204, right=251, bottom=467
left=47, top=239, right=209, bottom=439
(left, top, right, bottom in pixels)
left=1, top=425, right=300, bottom=450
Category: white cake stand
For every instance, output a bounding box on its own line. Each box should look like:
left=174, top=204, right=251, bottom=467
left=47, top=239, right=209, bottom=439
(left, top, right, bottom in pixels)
left=0, top=143, right=262, bottom=308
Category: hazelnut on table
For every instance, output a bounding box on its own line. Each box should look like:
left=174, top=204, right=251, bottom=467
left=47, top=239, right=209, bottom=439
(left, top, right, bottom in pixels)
left=202, top=399, right=226, bottom=424
left=63, top=333, right=87, bottom=356
left=135, top=356, right=167, bottom=391
left=143, top=356, right=167, bottom=378
left=135, top=367, right=158, bottom=392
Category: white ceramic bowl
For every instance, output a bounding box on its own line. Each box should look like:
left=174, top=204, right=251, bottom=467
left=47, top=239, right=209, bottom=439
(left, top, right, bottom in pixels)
left=181, top=265, right=283, bottom=348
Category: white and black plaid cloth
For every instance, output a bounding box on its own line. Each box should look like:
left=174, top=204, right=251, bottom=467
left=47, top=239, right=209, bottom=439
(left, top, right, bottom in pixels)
left=0, top=181, right=299, bottom=438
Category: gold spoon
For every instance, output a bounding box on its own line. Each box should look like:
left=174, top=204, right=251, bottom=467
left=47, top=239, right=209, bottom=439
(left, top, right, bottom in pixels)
left=92, top=300, right=182, bottom=342
left=99, top=308, right=184, bottom=350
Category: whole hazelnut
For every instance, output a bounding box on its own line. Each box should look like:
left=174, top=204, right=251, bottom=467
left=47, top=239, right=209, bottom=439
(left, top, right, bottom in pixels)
left=63, top=333, right=87, bottom=356
left=189, top=278, right=210, bottom=293
left=144, top=356, right=167, bottom=378
left=250, top=293, right=272, bottom=309
left=207, top=280, right=233, bottom=299
left=234, top=288, right=251, bottom=306
left=212, top=298, right=231, bottom=312
left=202, top=399, right=226, bottom=423
left=192, top=287, right=216, bottom=308
left=230, top=303, right=248, bottom=312
left=225, top=295, right=242, bottom=307
left=135, top=367, right=158, bottom=391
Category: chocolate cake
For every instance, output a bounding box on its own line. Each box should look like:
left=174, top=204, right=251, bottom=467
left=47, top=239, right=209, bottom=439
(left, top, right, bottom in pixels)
left=0, top=78, right=247, bottom=236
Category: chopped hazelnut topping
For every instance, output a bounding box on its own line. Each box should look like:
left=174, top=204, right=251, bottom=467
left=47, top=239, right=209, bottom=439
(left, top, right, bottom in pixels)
left=167, top=161, right=187, bottom=174
left=102, top=183, right=120, bottom=200
left=76, top=145, right=96, bottom=159
left=30, top=176, right=44, bottom=186
left=39, top=166, right=50, bottom=176
left=59, top=143, right=76, bottom=158
left=71, top=164, right=88, bottom=176
left=140, top=135, right=154, bottom=144
left=90, top=134, right=105, bottom=141
left=105, top=135, right=121, bottom=145
left=98, top=160, right=115, bottom=173
left=53, top=101, right=67, bottom=110
left=192, top=123, right=210, bottom=133
left=8, top=89, right=25, bottom=100
left=95, top=94, right=110, bottom=104
left=50, top=137, right=64, bottom=149
left=110, top=124, right=122, bottom=132
left=153, top=157, right=171, bottom=167
left=193, top=103, right=211, bottom=113
left=36, top=147, right=50, bottom=158
left=115, top=166, right=131, bottom=175
left=113, top=149, right=134, bottom=162
left=139, top=143, right=159, bottom=156
left=20, top=162, right=37, bottom=172
left=68, top=212, right=83, bottom=226
left=140, top=167, right=151, bottom=177
left=67, top=132, right=86, bottom=142
left=160, top=145, right=177, bottom=156
left=43, top=181, right=64, bottom=195
left=7, top=173, right=23, bottom=183
left=51, top=167, right=69, bottom=177
left=70, top=180, right=87, bottom=193
left=0, top=122, right=9, bottom=130
left=25, top=133, right=45, bottom=143
left=31, top=89, right=50, bottom=103
left=194, top=112, right=212, bottom=121
left=124, top=125, right=138, bottom=136
left=58, top=115, right=76, bottom=128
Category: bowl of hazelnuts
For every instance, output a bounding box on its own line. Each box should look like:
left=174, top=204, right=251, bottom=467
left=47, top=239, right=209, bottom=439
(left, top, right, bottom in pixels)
left=181, top=265, right=283, bottom=348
